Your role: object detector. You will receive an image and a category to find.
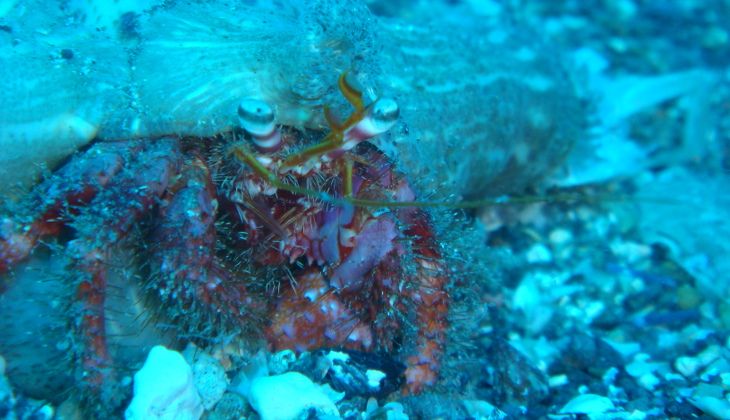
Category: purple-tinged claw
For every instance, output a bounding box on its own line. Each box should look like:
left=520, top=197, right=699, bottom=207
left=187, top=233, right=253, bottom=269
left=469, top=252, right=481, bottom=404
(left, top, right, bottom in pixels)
left=330, top=216, right=398, bottom=291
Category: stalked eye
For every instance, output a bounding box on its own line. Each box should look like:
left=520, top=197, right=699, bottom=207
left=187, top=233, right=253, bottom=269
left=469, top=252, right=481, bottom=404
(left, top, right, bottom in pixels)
left=238, top=98, right=275, bottom=137
left=369, top=98, right=399, bottom=133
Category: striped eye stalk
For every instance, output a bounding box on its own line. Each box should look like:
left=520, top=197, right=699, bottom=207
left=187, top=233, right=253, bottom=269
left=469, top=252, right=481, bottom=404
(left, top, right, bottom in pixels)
left=238, top=98, right=282, bottom=153
left=342, top=97, right=399, bottom=148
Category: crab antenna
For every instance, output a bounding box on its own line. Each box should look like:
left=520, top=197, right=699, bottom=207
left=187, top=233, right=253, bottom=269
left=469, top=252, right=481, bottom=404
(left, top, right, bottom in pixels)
left=283, top=73, right=399, bottom=169
left=338, top=71, right=365, bottom=114
left=230, top=140, right=636, bottom=211
left=343, top=159, right=354, bottom=197
left=238, top=98, right=282, bottom=153
left=229, top=144, right=280, bottom=186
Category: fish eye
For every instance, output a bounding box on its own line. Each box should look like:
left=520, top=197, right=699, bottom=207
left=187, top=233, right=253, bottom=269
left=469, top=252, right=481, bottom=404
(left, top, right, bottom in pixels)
left=370, top=98, right=399, bottom=131
left=238, top=98, right=275, bottom=136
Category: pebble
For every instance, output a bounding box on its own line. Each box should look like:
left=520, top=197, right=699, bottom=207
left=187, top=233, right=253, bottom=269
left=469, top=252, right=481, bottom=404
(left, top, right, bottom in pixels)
left=183, top=345, right=229, bottom=411
left=637, top=372, right=660, bottom=391
left=689, top=395, right=730, bottom=419
left=364, top=399, right=409, bottom=420
left=689, top=383, right=730, bottom=419
left=610, top=240, right=651, bottom=263
left=548, top=228, right=572, bottom=247
left=206, top=393, right=250, bottom=420
left=604, top=340, right=641, bottom=359
left=719, top=371, right=730, bottom=385
left=559, top=393, right=615, bottom=415
left=548, top=374, right=568, bottom=388
left=461, top=399, right=506, bottom=419
left=697, top=345, right=722, bottom=367
left=268, top=350, right=297, bottom=375
left=675, top=355, right=701, bottom=377
left=525, top=243, right=552, bottom=263
left=626, top=354, right=661, bottom=377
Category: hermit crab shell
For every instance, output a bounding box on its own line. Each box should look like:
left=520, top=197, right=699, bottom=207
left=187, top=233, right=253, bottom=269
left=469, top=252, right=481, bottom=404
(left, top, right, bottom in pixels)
left=0, top=2, right=130, bottom=198
left=376, top=8, right=583, bottom=200
left=0, top=0, right=582, bottom=203
left=0, top=0, right=378, bottom=197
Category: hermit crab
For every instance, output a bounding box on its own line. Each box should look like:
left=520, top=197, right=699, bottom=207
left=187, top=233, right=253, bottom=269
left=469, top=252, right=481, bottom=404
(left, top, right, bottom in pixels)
left=0, top=72, right=449, bottom=409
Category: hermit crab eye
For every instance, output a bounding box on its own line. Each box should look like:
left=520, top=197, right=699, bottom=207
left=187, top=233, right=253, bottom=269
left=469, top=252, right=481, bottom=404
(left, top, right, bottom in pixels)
left=238, top=98, right=276, bottom=137
left=238, top=98, right=282, bottom=152
left=369, top=98, right=399, bottom=133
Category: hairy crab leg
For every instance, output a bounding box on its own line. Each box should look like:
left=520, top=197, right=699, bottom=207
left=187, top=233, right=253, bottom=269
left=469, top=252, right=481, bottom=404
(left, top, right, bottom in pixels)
left=66, top=138, right=181, bottom=407
left=0, top=141, right=136, bottom=276
left=398, top=207, right=449, bottom=393
left=151, top=156, right=259, bottom=325
left=351, top=145, right=450, bottom=393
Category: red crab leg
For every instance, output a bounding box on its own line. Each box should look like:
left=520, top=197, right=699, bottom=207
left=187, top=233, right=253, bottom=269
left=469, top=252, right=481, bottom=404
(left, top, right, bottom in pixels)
left=352, top=145, right=449, bottom=393
left=398, top=207, right=449, bottom=393
left=67, top=138, right=181, bottom=403
left=0, top=141, right=136, bottom=275
left=151, top=156, right=258, bottom=324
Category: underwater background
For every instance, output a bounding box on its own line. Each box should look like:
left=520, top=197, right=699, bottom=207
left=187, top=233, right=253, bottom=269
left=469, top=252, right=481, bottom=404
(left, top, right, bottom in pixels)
left=0, top=0, right=728, bottom=419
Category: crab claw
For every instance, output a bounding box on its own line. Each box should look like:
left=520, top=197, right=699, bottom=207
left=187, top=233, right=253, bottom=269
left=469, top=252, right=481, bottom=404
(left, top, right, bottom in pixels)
left=238, top=98, right=282, bottom=152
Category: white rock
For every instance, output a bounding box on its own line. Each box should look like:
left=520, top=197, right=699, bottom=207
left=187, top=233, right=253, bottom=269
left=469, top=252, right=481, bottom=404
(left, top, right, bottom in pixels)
left=125, top=345, right=204, bottom=420
left=637, top=372, right=660, bottom=391
left=366, top=369, right=386, bottom=390
left=559, top=394, right=615, bottom=415
left=548, top=374, right=569, bottom=388
left=248, top=372, right=343, bottom=420
left=462, top=399, right=506, bottom=419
